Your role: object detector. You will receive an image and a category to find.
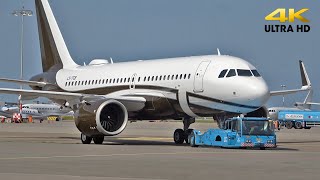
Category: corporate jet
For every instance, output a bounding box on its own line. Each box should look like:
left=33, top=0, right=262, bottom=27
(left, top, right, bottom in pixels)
left=0, top=0, right=310, bottom=144
left=1, top=103, right=73, bottom=121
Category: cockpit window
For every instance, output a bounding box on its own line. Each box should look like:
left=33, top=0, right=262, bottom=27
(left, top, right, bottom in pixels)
left=226, top=69, right=236, bottom=77
left=218, top=69, right=228, bottom=78
left=251, top=70, right=261, bottom=77
left=237, top=69, right=253, bottom=77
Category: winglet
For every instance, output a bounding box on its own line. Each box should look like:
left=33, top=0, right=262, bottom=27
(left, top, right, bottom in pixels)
left=270, top=60, right=311, bottom=96
left=299, top=60, right=311, bottom=87
left=217, top=48, right=221, bottom=56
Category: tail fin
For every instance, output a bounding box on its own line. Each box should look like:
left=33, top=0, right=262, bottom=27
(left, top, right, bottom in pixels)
left=35, top=0, right=78, bottom=72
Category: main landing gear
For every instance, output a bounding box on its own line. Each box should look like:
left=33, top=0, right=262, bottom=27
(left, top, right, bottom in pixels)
left=81, top=133, right=104, bottom=144
left=173, top=118, right=195, bottom=144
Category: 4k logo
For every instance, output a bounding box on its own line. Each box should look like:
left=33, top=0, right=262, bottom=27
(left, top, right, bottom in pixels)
left=265, top=8, right=310, bottom=32
left=265, top=8, right=309, bottom=23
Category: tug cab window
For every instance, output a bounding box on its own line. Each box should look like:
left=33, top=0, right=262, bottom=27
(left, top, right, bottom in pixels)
left=218, top=69, right=228, bottom=78
left=226, top=69, right=236, bottom=77
left=251, top=70, right=261, bottom=77
left=237, top=69, right=253, bottom=77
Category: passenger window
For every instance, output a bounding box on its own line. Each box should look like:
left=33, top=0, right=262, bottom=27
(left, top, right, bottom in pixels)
left=226, top=69, right=236, bottom=77
left=159, top=76, right=162, bottom=81
left=175, top=75, right=178, bottom=79
left=65, top=82, right=67, bottom=86
left=151, top=76, right=154, bottom=81
left=138, top=77, right=141, bottom=82
left=188, top=74, right=191, bottom=79
left=184, top=74, right=186, bottom=79
left=155, top=76, right=158, bottom=81
left=237, top=69, right=252, bottom=77
left=148, top=76, right=150, bottom=81
left=144, top=77, right=146, bottom=81
left=218, top=69, right=228, bottom=78
left=180, top=74, right=182, bottom=79
left=102, top=79, right=105, bottom=84
left=251, top=70, right=261, bottom=77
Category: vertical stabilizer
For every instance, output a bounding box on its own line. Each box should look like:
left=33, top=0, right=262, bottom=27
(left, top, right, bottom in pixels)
left=35, top=0, right=78, bottom=72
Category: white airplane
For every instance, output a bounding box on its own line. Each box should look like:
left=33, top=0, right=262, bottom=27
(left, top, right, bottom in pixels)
left=268, top=61, right=320, bottom=120
left=268, top=90, right=320, bottom=120
left=1, top=103, right=73, bottom=121
left=0, top=0, right=310, bottom=144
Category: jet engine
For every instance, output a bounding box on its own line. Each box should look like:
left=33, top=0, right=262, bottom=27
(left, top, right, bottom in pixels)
left=245, top=106, right=268, bottom=118
left=75, top=99, right=128, bottom=137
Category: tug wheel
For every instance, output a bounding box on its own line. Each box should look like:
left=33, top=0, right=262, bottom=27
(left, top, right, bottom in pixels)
left=173, top=129, right=185, bottom=144
left=189, top=131, right=198, bottom=147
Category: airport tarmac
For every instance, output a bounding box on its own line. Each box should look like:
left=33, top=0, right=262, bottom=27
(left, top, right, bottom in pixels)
left=0, top=121, right=320, bottom=180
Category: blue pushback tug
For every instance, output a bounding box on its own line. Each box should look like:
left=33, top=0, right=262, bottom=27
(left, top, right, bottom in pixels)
left=189, top=117, right=277, bottom=150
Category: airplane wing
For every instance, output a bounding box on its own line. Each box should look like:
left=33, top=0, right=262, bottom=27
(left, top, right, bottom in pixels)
left=306, top=102, right=320, bottom=106
left=0, top=88, right=146, bottom=111
left=0, top=88, right=82, bottom=101
left=0, top=78, right=52, bottom=87
left=270, top=60, right=311, bottom=96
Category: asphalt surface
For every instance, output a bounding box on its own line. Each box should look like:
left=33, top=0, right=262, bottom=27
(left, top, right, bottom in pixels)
left=0, top=121, right=320, bottom=180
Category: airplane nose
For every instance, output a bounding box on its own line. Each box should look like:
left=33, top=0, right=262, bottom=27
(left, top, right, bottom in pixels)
left=248, top=79, right=270, bottom=106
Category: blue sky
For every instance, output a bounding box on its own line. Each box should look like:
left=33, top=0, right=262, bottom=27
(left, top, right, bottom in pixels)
left=0, top=0, right=319, bottom=108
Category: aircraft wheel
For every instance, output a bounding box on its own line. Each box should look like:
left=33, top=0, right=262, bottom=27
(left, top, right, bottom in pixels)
left=81, top=133, right=92, bottom=144
left=285, top=121, right=293, bottom=129
left=184, top=129, right=194, bottom=144
left=173, top=129, right=185, bottom=144
left=93, top=136, right=104, bottom=144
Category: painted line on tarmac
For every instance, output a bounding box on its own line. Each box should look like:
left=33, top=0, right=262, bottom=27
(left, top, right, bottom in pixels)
left=115, top=137, right=172, bottom=141
left=1, top=151, right=320, bottom=160
left=0, top=173, right=167, bottom=180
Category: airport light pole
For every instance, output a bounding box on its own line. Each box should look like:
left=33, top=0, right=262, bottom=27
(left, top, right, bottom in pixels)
left=12, top=6, right=33, bottom=116
left=281, top=85, right=286, bottom=107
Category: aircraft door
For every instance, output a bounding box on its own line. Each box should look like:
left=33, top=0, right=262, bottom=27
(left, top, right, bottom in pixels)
left=130, top=73, right=137, bottom=89
left=193, top=61, right=210, bottom=92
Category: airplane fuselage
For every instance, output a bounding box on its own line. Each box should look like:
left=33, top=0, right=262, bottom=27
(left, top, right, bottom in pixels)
left=32, top=55, right=269, bottom=120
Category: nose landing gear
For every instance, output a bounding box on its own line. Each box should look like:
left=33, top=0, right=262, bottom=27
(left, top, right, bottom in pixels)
left=173, top=118, right=195, bottom=144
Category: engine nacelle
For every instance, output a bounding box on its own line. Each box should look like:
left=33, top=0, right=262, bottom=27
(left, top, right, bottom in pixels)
left=245, top=106, right=268, bottom=118
left=75, top=100, right=128, bottom=136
